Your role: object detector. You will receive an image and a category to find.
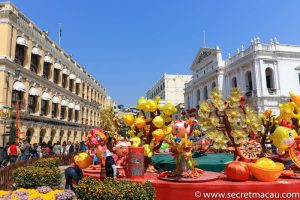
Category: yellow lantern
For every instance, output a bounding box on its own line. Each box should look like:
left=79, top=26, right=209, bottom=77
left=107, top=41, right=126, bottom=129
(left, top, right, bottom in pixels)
left=134, top=116, right=146, bottom=129
left=137, top=96, right=147, bottom=110
left=152, top=129, right=165, bottom=142
left=152, top=116, right=165, bottom=128
left=74, top=152, right=93, bottom=169
left=123, top=114, right=135, bottom=126
left=144, top=100, right=158, bottom=112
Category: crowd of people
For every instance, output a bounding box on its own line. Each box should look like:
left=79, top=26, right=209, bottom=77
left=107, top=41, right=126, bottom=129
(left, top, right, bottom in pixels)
left=0, top=140, right=87, bottom=168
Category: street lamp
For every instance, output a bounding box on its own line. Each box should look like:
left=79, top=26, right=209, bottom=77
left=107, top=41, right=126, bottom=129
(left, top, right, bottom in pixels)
left=15, top=66, right=21, bottom=78
left=14, top=66, right=21, bottom=132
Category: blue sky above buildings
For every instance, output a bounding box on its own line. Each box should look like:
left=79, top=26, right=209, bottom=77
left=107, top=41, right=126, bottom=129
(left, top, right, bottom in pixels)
left=7, top=0, right=300, bottom=106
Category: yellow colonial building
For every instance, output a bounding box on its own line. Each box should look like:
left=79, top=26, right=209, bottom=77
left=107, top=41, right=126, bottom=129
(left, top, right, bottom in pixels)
left=0, top=2, right=109, bottom=145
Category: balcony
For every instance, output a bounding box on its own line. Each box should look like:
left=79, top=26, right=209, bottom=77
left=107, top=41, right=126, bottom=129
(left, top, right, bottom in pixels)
left=268, top=88, right=277, bottom=95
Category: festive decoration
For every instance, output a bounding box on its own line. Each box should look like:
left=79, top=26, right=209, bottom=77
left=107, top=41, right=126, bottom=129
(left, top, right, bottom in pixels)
left=172, top=120, right=191, bottom=138
left=122, top=114, right=135, bottom=126
left=225, top=161, right=250, bottom=182
left=122, top=96, right=176, bottom=171
left=74, top=152, right=93, bottom=169
left=237, top=140, right=262, bottom=161
left=270, top=126, right=298, bottom=155
left=198, top=88, right=263, bottom=160
left=113, top=140, right=131, bottom=167
left=247, top=158, right=284, bottom=182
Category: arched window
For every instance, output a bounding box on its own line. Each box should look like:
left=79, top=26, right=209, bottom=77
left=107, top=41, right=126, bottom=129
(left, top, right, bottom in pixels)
left=212, top=82, right=217, bottom=89
left=265, top=68, right=274, bottom=89
left=196, top=89, right=201, bottom=103
left=245, top=71, right=252, bottom=91
left=231, top=77, right=237, bottom=88
left=187, top=96, right=190, bottom=109
left=204, top=86, right=208, bottom=100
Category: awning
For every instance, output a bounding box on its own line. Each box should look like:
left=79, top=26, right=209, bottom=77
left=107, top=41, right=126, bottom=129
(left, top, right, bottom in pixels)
left=68, top=102, right=74, bottom=109
left=13, top=81, right=25, bottom=92
left=52, top=96, right=60, bottom=104
left=69, top=74, right=76, bottom=80
left=29, top=87, right=40, bottom=96
left=32, top=47, right=42, bottom=56
left=54, top=63, right=62, bottom=70
left=75, top=104, right=81, bottom=110
left=75, top=78, right=81, bottom=84
left=61, top=99, right=68, bottom=106
left=62, top=68, right=69, bottom=75
left=42, top=92, right=51, bottom=101
left=44, top=55, right=52, bottom=63
left=16, top=36, right=28, bottom=47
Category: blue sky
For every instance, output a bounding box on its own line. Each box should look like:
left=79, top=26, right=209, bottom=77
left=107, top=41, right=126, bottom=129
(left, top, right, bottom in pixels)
left=7, top=0, right=300, bottom=106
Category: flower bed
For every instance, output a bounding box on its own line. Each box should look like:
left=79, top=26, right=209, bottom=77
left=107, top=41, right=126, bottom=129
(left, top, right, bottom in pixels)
left=76, top=177, right=155, bottom=200
left=33, top=157, right=60, bottom=168
left=0, top=186, right=75, bottom=200
left=13, top=167, right=61, bottom=188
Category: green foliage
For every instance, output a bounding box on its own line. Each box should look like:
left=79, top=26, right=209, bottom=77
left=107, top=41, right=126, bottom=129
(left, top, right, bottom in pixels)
left=76, top=177, right=156, bottom=200
left=33, top=157, right=60, bottom=168
left=13, top=166, right=61, bottom=188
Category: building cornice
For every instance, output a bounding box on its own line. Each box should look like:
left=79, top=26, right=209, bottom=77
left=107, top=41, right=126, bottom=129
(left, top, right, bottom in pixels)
left=0, top=3, right=107, bottom=96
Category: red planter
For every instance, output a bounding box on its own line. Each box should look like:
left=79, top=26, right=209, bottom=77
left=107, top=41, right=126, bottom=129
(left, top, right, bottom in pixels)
left=127, top=147, right=144, bottom=179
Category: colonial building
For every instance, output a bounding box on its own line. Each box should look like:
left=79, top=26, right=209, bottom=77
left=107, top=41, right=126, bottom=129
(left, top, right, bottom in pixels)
left=184, top=37, right=300, bottom=114
left=0, top=2, right=109, bottom=145
left=146, top=74, right=192, bottom=106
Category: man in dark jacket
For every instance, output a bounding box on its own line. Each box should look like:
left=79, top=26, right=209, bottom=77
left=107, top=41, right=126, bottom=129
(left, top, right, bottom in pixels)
left=65, top=160, right=83, bottom=190
left=0, top=146, right=8, bottom=167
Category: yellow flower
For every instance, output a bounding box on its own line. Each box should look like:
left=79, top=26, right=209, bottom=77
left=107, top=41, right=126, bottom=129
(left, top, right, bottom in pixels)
left=232, top=128, right=248, bottom=144
left=212, top=134, right=229, bottom=150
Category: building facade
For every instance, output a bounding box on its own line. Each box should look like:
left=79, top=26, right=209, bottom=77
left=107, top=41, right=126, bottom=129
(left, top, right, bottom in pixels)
left=184, top=37, right=300, bottom=114
left=0, top=2, right=109, bottom=145
left=146, top=74, right=192, bottom=106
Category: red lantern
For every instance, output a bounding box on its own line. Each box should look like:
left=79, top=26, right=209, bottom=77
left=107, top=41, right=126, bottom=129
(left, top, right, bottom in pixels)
left=225, top=161, right=250, bottom=182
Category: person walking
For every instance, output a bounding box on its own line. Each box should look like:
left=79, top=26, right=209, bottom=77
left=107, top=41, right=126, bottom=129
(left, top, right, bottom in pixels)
left=65, top=141, right=71, bottom=155
left=53, top=142, right=61, bottom=155
left=31, top=143, right=38, bottom=158
left=75, top=141, right=79, bottom=153
left=61, top=141, right=67, bottom=155
left=0, top=145, right=8, bottom=167
left=37, top=143, right=42, bottom=158
left=69, top=143, right=75, bottom=155
left=21, top=141, right=31, bottom=160
left=41, top=143, right=50, bottom=157
left=7, top=142, right=20, bottom=164
left=79, top=141, right=87, bottom=152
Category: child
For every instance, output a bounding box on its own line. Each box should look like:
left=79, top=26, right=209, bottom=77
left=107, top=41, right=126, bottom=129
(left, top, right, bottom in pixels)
left=102, top=150, right=119, bottom=180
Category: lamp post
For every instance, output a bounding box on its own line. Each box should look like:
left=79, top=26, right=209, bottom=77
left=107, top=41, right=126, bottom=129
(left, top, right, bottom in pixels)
left=14, top=66, right=21, bottom=133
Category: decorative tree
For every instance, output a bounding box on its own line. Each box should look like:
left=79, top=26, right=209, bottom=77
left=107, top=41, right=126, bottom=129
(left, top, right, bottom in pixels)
left=99, top=108, right=116, bottom=137
left=198, top=88, right=263, bottom=160
left=122, top=96, right=177, bottom=171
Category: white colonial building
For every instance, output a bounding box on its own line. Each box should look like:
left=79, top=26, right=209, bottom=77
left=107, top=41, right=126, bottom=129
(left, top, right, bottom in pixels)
left=184, top=37, right=300, bottom=114
left=146, top=74, right=192, bottom=106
